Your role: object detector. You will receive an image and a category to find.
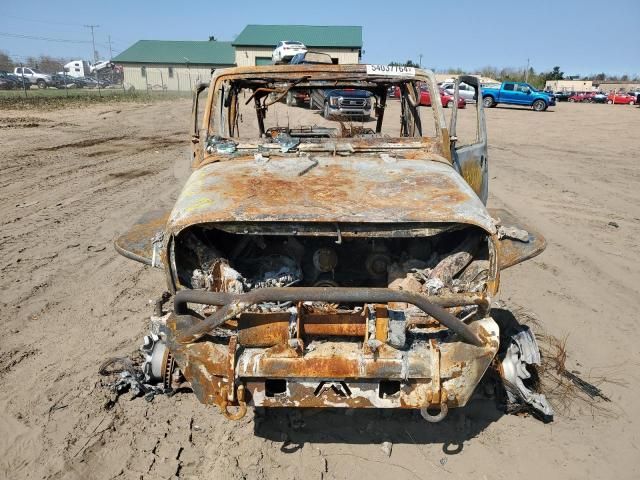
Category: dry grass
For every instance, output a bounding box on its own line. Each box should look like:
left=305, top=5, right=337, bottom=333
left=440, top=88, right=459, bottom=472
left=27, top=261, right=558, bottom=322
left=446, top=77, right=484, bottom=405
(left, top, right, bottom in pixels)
left=506, top=304, right=621, bottom=419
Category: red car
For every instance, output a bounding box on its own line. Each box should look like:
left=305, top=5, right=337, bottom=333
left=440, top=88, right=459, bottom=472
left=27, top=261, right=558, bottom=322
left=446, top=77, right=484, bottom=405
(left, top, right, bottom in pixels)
left=421, top=87, right=466, bottom=108
left=569, top=92, right=596, bottom=102
left=391, top=85, right=466, bottom=108
left=568, top=92, right=588, bottom=102
left=607, top=93, right=636, bottom=105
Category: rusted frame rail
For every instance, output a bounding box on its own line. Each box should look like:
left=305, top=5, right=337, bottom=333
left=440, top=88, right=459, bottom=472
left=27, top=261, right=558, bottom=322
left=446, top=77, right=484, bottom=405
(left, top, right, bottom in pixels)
left=174, top=287, right=486, bottom=346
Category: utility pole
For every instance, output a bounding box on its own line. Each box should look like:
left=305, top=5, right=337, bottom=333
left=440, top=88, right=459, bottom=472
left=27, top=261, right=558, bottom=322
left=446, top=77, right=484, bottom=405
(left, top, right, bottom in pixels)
left=19, top=62, right=27, bottom=98
left=108, top=35, right=113, bottom=60
left=84, top=24, right=100, bottom=63
left=419, top=53, right=423, bottom=68
left=525, top=57, right=530, bottom=83
left=85, top=24, right=101, bottom=97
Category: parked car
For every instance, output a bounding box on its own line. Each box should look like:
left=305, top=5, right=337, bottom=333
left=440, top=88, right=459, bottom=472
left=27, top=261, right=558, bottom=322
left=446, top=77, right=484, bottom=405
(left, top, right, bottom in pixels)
left=569, top=92, right=588, bottom=103
left=607, top=92, right=636, bottom=105
left=553, top=91, right=573, bottom=102
left=78, top=76, right=110, bottom=88
left=290, top=51, right=333, bottom=65
left=272, top=41, right=307, bottom=64
left=13, top=67, right=52, bottom=88
left=311, top=88, right=373, bottom=119
left=0, top=70, right=23, bottom=89
left=50, top=74, right=78, bottom=89
left=439, top=81, right=476, bottom=102
left=0, top=77, right=14, bottom=90
left=627, top=90, right=640, bottom=104
left=590, top=92, right=608, bottom=103
left=390, top=85, right=464, bottom=108
left=482, top=82, right=555, bottom=111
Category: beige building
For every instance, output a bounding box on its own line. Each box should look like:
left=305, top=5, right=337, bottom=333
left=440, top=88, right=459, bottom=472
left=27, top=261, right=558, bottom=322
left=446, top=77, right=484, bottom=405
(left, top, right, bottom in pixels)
left=544, top=79, right=594, bottom=92
left=114, top=40, right=235, bottom=92
left=232, top=25, right=362, bottom=66
left=594, top=81, right=640, bottom=93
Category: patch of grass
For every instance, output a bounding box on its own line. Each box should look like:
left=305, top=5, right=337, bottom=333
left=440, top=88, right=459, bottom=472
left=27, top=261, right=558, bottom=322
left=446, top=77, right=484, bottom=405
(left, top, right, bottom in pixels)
left=0, top=88, right=191, bottom=110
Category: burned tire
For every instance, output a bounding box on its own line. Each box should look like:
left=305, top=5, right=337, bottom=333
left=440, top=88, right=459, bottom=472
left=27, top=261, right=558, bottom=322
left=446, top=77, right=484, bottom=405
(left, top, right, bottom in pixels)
left=482, top=96, right=495, bottom=108
left=532, top=99, right=547, bottom=112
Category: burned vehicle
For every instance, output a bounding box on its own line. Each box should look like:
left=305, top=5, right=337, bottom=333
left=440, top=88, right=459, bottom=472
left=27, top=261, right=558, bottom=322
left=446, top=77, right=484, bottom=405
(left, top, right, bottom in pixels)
left=115, top=64, right=551, bottom=422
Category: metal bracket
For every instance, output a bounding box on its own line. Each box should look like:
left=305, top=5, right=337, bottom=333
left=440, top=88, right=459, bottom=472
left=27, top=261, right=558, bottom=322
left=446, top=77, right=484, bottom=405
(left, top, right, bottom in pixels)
left=226, top=336, right=238, bottom=402
left=428, top=338, right=441, bottom=405
left=218, top=335, right=247, bottom=420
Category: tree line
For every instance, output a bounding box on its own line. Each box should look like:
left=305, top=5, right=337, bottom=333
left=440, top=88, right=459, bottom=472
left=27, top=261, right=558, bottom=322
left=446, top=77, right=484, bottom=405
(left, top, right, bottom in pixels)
left=0, top=51, right=70, bottom=73
left=389, top=60, right=639, bottom=88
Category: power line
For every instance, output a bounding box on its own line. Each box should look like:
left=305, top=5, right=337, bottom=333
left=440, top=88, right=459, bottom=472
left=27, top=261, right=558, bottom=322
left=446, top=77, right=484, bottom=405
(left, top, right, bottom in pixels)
left=1, top=14, right=85, bottom=27
left=0, top=31, right=92, bottom=44
left=0, top=31, right=111, bottom=48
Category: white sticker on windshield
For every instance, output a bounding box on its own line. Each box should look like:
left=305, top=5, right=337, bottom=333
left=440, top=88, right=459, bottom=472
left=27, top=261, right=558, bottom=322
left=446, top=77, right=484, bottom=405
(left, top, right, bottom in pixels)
left=366, top=65, right=416, bottom=77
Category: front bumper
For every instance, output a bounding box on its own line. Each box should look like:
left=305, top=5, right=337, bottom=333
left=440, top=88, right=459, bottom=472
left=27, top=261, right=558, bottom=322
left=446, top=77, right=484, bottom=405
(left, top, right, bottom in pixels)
left=163, top=288, right=499, bottom=417
left=327, top=106, right=371, bottom=117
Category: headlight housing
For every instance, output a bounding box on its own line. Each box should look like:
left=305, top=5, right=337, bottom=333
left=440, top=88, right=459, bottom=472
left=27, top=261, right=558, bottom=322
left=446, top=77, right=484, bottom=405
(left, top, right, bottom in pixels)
left=329, top=97, right=339, bottom=107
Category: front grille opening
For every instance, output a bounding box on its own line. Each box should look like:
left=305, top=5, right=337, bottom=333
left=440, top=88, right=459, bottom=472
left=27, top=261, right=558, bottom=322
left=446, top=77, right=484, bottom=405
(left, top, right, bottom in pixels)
left=265, top=379, right=287, bottom=397
left=379, top=380, right=401, bottom=398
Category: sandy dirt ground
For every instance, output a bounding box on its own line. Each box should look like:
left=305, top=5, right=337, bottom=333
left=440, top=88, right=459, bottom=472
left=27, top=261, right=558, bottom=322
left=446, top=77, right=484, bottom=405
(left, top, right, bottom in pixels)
left=1, top=98, right=639, bottom=480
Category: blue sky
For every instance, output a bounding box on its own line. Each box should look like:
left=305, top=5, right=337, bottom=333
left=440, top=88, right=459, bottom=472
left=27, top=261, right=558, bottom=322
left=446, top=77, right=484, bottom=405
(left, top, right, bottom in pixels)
left=1, top=0, right=638, bottom=76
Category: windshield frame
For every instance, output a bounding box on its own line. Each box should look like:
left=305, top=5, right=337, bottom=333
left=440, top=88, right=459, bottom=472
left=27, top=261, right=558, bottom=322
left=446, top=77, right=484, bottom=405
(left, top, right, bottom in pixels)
left=201, top=65, right=451, bottom=163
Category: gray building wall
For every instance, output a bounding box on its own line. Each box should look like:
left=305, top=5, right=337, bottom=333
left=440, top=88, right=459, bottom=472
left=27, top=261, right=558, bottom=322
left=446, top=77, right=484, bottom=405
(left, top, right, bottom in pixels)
left=122, top=64, right=228, bottom=91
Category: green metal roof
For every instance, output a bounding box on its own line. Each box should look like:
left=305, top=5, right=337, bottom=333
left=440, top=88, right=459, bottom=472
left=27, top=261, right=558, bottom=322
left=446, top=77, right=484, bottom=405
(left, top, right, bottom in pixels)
left=113, top=40, right=235, bottom=65
left=232, top=25, right=362, bottom=48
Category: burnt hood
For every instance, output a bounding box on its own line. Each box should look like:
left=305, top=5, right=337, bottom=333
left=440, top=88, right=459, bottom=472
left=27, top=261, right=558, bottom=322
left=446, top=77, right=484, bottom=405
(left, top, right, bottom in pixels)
left=167, top=156, right=496, bottom=234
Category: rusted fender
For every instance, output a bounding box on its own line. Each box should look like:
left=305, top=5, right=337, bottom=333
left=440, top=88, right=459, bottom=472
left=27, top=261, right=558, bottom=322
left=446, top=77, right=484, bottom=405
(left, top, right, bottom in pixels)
left=489, top=207, right=546, bottom=269
left=114, top=208, right=169, bottom=267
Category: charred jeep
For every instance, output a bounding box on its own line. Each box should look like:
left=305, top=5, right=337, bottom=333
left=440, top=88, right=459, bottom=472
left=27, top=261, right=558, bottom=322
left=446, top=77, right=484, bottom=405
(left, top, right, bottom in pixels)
left=116, top=65, right=550, bottom=421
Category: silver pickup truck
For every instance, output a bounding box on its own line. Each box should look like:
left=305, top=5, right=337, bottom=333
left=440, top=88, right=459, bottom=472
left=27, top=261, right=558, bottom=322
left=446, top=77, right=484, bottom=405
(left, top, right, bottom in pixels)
left=14, top=67, right=52, bottom=88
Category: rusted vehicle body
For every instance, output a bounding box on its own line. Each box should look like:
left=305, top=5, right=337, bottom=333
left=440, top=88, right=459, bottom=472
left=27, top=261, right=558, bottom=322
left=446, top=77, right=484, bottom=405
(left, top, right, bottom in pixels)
left=116, top=64, right=551, bottom=422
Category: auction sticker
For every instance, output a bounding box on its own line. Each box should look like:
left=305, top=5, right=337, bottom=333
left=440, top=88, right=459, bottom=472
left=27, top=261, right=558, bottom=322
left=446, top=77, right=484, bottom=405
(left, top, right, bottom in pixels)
left=366, top=65, right=416, bottom=76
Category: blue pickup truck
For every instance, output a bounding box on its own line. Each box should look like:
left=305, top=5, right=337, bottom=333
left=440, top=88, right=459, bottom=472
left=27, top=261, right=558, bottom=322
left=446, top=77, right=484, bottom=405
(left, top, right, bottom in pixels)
left=481, top=82, right=555, bottom=111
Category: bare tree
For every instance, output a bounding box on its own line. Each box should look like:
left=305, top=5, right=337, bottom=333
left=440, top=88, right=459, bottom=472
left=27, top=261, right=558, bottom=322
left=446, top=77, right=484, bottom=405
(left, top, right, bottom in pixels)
left=0, top=51, right=14, bottom=71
